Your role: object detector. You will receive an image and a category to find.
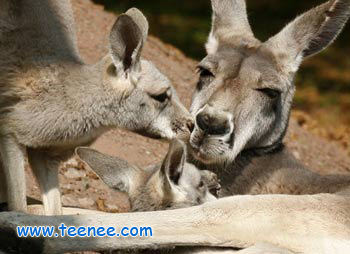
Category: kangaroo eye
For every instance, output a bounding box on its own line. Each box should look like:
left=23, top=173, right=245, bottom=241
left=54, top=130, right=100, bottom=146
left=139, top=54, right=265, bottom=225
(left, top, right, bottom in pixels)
left=150, top=89, right=171, bottom=103
left=199, top=67, right=214, bottom=78
left=257, top=88, right=280, bottom=100
left=198, top=180, right=204, bottom=188
left=197, top=67, right=214, bottom=90
left=151, top=92, right=168, bottom=103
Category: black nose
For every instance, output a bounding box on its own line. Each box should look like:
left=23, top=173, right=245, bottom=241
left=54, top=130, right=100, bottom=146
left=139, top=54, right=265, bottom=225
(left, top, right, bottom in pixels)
left=186, top=120, right=195, bottom=133
left=196, top=113, right=230, bottom=135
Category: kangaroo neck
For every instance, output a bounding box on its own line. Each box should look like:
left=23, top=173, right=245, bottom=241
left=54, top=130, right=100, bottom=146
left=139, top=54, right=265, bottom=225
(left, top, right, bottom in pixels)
left=66, top=61, right=124, bottom=130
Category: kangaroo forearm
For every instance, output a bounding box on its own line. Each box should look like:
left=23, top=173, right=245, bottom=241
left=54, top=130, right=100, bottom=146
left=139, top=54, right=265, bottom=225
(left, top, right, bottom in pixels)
left=1, top=194, right=349, bottom=253
left=197, top=194, right=350, bottom=253
left=0, top=206, right=238, bottom=253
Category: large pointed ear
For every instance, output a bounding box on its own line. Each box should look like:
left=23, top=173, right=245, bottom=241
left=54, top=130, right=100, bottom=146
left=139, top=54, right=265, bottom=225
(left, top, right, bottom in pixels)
left=159, top=139, right=186, bottom=186
left=75, top=147, right=141, bottom=195
left=206, top=0, right=257, bottom=54
left=125, top=8, right=149, bottom=43
left=265, top=0, right=350, bottom=73
left=109, top=8, right=149, bottom=73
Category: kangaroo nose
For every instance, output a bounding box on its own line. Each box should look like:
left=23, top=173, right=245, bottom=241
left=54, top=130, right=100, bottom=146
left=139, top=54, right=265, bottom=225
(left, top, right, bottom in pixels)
left=186, top=120, right=195, bottom=133
left=196, top=112, right=231, bottom=135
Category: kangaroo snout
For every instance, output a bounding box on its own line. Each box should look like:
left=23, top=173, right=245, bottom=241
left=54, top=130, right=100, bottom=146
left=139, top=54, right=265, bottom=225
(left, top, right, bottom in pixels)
left=171, top=98, right=195, bottom=140
left=186, top=118, right=195, bottom=133
left=195, top=107, right=232, bottom=136
left=173, top=115, right=194, bottom=141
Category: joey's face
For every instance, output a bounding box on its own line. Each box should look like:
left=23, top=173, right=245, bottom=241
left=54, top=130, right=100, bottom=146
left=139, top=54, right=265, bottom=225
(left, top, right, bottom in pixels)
left=130, top=163, right=218, bottom=212
left=166, top=165, right=219, bottom=209
left=76, top=140, right=219, bottom=213
left=130, top=140, right=219, bottom=212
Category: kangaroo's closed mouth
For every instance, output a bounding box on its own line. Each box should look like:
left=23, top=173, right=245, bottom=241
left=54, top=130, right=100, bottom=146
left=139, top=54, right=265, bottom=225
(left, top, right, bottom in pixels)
left=188, top=142, right=216, bottom=164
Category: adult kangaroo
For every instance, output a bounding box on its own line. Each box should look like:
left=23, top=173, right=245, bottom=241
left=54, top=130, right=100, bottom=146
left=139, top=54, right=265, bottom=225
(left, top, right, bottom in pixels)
left=0, top=0, right=193, bottom=215
left=1, top=0, right=350, bottom=254
left=184, top=0, right=350, bottom=252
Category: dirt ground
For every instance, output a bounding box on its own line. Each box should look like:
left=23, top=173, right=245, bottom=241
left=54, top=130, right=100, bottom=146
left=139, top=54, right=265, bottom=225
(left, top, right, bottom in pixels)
left=22, top=0, right=350, bottom=214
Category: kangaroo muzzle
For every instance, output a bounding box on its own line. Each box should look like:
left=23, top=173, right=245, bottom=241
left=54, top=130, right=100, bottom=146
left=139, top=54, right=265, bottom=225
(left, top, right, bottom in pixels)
left=195, top=106, right=233, bottom=136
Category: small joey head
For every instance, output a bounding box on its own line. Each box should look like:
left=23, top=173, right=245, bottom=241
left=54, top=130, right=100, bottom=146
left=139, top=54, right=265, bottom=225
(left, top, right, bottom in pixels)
left=76, top=141, right=218, bottom=212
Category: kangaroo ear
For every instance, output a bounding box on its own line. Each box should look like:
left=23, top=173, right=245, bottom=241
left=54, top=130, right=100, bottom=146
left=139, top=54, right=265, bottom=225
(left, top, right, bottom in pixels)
left=207, top=0, right=257, bottom=54
left=160, top=140, right=186, bottom=186
left=75, top=148, right=141, bottom=195
left=125, top=8, right=149, bottom=44
left=109, top=9, right=149, bottom=73
left=265, top=0, right=350, bottom=73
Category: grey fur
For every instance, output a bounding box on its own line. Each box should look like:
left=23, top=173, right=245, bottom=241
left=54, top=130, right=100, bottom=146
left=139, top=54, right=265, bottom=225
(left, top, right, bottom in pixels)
left=0, top=0, right=193, bottom=215
left=76, top=139, right=218, bottom=213
left=1, top=0, right=349, bottom=253
left=189, top=0, right=350, bottom=166
left=184, top=1, right=350, bottom=251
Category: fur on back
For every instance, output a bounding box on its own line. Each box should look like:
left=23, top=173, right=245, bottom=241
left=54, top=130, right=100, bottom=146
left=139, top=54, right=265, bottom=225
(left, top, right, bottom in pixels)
left=0, top=0, right=82, bottom=139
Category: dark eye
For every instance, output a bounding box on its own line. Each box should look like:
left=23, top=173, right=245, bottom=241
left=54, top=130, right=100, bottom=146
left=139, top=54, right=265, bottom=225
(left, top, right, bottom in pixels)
left=197, top=67, right=214, bottom=90
left=150, top=92, right=168, bottom=103
left=199, top=67, right=214, bottom=78
left=257, top=88, right=280, bottom=100
left=198, top=180, right=204, bottom=188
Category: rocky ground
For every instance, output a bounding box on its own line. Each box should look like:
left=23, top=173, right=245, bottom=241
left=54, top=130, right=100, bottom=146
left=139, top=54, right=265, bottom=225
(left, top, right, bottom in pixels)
left=22, top=0, right=350, bottom=216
